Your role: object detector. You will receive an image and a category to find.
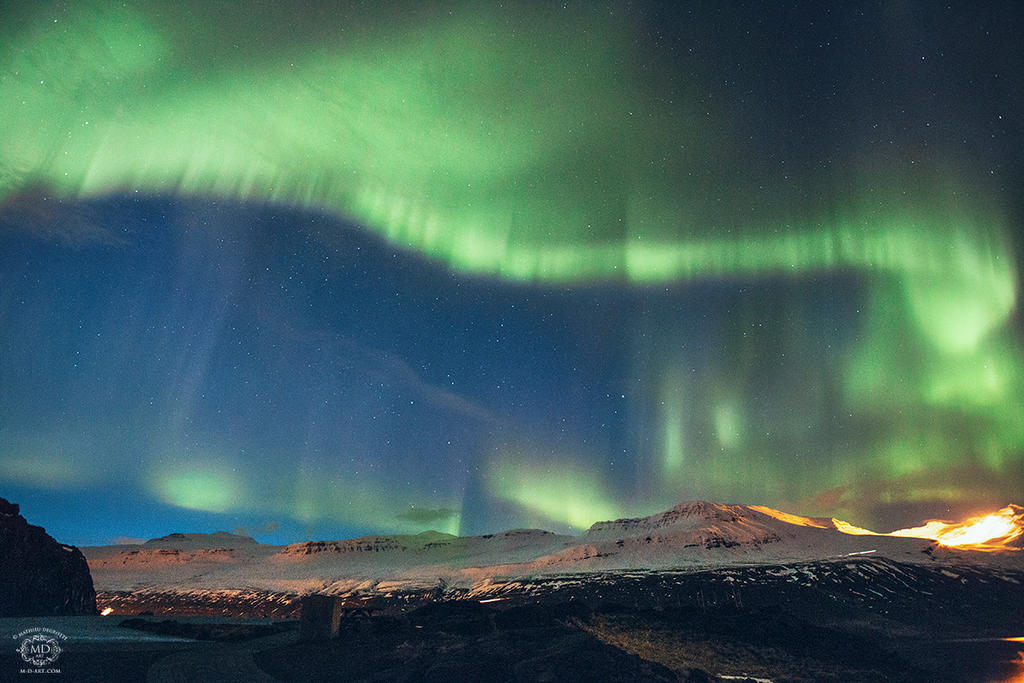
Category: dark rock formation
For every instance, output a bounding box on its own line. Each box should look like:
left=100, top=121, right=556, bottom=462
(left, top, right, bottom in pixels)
left=143, top=531, right=257, bottom=548
left=0, top=497, right=96, bottom=616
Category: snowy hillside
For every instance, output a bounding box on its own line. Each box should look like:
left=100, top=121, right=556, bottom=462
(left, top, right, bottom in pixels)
left=82, top=501, right=1022, bottom=598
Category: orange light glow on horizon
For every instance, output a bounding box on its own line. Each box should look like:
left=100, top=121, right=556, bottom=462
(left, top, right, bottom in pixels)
left=1001, top=651, right=1024, bottom=683
left=750, top=505, right=832, bottom=529
left=757, top=503, right=1023, bottom=551
left=884, top=506, right=1023, bottom=550
left=831, top=519, right=879, bottom=536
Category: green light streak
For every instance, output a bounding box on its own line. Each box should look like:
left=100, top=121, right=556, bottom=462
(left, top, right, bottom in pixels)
left=0, top=456, right=87, bottom=489
left=0, top=432, right=101, bottom=490
left=154, top=467, right=240, bottom=513
left=661, top=412, right=685, bottom=476
left=900, top=223, right=1016, bottom=353
left=713, top=400, right=743, bottom=451
left=285, top=464, right=463, bottom=536
left=658, top=368, right=687, bottom=477
left=2, top=5, right=1014, bottom=310
left=488, top=452, right=622, bottom=530
left=149, top=454, right=462, bottom=534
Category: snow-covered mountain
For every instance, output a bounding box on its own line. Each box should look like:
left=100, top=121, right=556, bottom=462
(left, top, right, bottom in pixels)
left=82, top=501, right=1022, bottom=604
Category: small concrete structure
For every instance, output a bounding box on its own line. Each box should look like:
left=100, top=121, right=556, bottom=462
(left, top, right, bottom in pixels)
left=298, top=595, right=382, bottom=641
left=299, top=595, right=343, bottom=641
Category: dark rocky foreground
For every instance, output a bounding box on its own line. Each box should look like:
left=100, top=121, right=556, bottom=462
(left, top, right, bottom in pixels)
left=98, top=589, right=301, bottom=619
left=119, top=617, right=295, bottom=642
left=0, top=497, right=96, bottom=616
left=258, top=602, right=681, bottom=682
left=72, top=557, right=1024, bottom=681
left=6, top=597, right=1022, bottom=682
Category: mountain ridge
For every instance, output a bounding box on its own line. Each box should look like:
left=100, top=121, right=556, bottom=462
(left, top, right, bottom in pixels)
left=82, top=499, right=1023, bottom=600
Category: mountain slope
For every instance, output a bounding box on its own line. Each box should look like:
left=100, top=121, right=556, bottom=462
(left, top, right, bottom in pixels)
left=82, top=501, right=1022, bottom=598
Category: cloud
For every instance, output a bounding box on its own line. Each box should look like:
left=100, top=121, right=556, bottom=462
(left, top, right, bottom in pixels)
left=0, top=185, right=127, bottom=247
left=0, top=454, right=92, bottom=490
left=232, top=521, right=280, bottom=537
left=107, top=536, right=147, bottom=546
left=253, top=299, right=499, bottom=425
left=800, top=461, right=1022, bottom=531
left=395, top=507, right=459, bottom=525
left=805, top=484, right=852, bottom=512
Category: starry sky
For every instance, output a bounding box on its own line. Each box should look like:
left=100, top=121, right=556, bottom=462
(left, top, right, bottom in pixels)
left=1, top=1, right=1022, bottom=546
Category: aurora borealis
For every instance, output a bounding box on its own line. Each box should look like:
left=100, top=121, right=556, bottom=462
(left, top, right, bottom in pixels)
left=1, top=2, right=1022, bottom=545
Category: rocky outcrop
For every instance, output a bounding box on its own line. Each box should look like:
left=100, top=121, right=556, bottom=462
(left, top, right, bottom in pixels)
left=277, top=537, right=409, bottom=557
left=0, top=497, right=96, bottom=616
left=144, top=531, right=257, bottom=549
left=585, top=501, right=748, bottom=534
left=88, top=547, right=237, bottom=569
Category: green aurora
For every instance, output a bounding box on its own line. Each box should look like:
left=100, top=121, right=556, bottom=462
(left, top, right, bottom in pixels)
left=1, top=2, right=1021, bottom=538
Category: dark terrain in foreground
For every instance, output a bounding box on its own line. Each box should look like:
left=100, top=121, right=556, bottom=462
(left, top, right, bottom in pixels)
left=0, top=497, right=95, bottom=617
left=12, top=558, right=1024, bottom=682
left=247, top=557, right=1024, bottom=683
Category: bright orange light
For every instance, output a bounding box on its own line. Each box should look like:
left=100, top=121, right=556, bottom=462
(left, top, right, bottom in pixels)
left=831, top=519, right=879, bottom=536
left=100, top=607, right=114, bottom=616
left=1001, top=651, right=1024, bottom=683
left=885, top=506, right=1023, bottom=550
left=750, top=505, right=831, bottom=529
left=760, top=503, right=1022, bottom=551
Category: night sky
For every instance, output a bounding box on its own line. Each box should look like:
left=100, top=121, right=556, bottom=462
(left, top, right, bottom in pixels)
left=1, top=1, right=1022, bottom=546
